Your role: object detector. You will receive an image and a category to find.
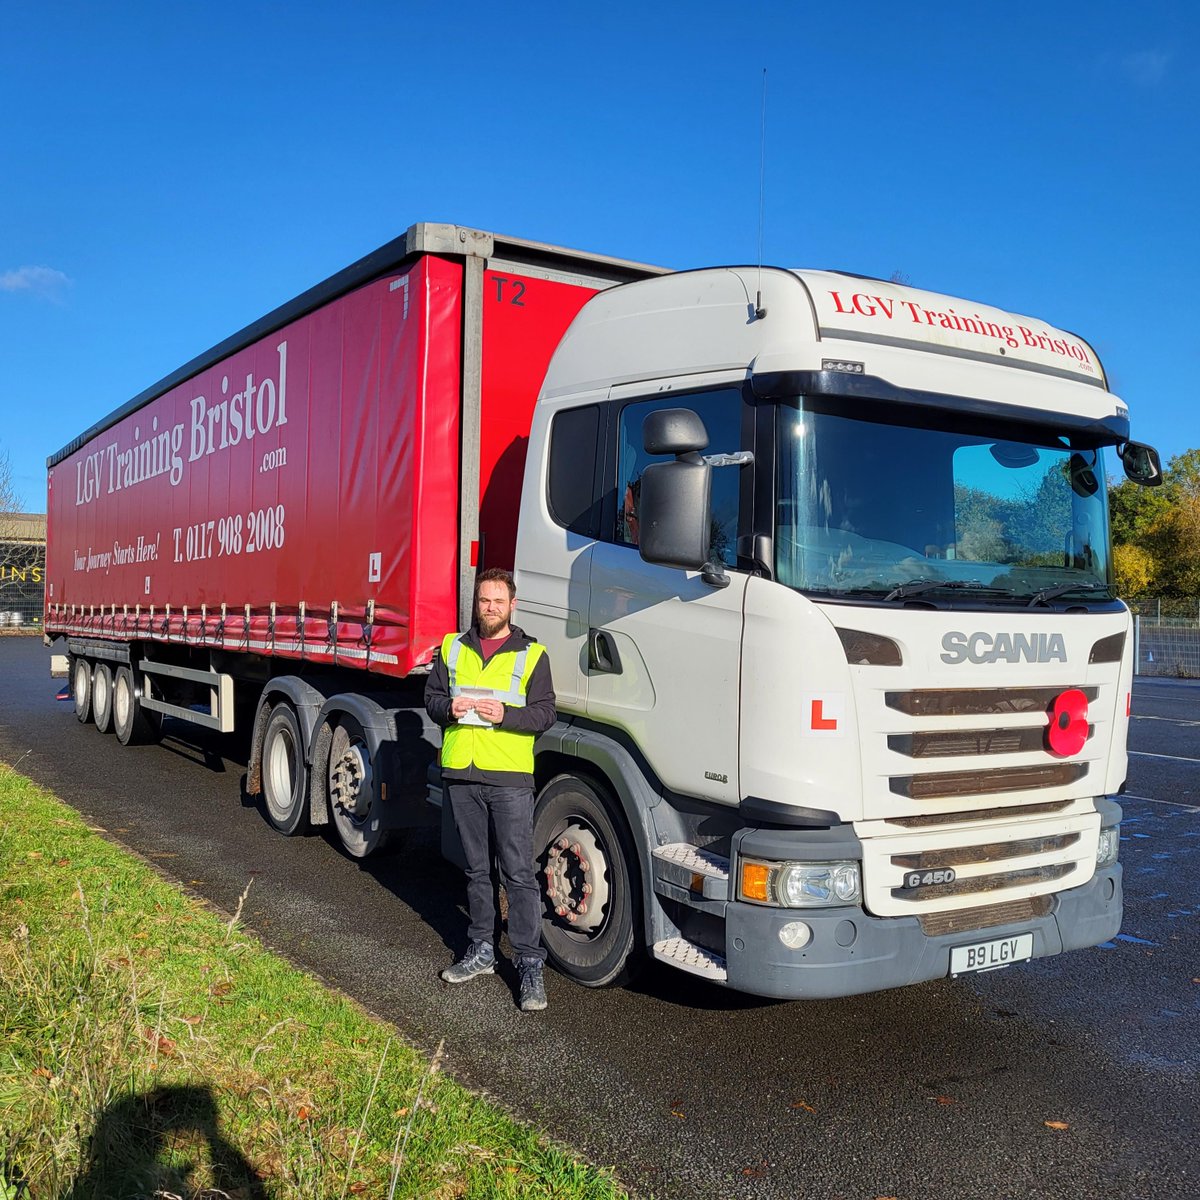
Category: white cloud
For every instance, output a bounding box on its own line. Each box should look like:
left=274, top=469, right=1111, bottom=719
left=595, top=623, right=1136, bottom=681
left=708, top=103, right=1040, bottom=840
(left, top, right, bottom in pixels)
left=1121, top=50, right=1170, bottom=87
left=0, top=265, right=72, bottom=299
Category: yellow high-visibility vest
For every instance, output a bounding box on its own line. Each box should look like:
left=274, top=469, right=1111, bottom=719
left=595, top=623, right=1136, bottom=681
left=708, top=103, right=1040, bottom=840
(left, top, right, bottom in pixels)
left=439, top=633, right=547, bottom=775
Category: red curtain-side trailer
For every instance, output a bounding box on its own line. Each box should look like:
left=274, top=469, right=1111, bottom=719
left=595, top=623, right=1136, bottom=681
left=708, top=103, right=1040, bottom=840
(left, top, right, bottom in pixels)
left=46, top=226, right=659, bottom=678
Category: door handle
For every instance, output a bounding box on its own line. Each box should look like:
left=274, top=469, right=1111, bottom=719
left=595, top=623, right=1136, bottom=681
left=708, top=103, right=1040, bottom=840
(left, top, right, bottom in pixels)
left=587, top=628, right=623, bottom=675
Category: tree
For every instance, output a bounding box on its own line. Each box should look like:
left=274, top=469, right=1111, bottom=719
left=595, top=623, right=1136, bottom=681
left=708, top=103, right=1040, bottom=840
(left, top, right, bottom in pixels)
left=0, top=450, right=21, bottom=556
left=1146, top=494, right=1200, bottom=596
left=1164, top=448, right=1200, bottom=502
left=1112, top=542, right=1157, bottom=598
left=1007, top=460, right=1076, bottom=566
left=0, top=449, right=16, bottom=518
left=1108, top=446, right=1200, bottom=598
left=0, top=450, right=44, bottom=624
left=1109, top=476, right=1172, bottom=545
left=952, top=483, right=1007, bottom=562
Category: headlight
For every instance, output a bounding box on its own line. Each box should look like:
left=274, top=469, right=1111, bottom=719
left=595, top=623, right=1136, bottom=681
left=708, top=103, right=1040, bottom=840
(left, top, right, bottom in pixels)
left=739, top=859, right=862, bottom=907
left=1096, top=826, right=1120, bottom=868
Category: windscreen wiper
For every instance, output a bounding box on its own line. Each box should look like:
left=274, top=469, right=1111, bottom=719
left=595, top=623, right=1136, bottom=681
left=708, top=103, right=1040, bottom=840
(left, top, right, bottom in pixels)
left=1025, top=582, right=1108, bottom=607
left=883, top=579, right=1002, bottom=602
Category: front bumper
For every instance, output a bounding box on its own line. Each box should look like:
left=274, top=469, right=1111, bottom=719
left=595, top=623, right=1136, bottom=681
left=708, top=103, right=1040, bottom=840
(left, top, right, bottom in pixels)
left=721, top=863, right=1122, bottom=1000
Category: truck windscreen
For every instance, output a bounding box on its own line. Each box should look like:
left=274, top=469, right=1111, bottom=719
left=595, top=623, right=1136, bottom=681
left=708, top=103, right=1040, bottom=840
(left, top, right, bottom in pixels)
left=775, top=402, right=1113, bottom=604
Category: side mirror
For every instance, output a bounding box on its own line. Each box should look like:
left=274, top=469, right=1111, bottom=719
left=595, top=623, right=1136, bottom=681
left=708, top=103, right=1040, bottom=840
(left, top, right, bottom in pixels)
left=643, top=408, right=709, bottom=456
left=1119, top=441, right=1163, bottom=487
left=638, top=458, right=712, bottom=569
left=638, top=408, right=712, bottom=570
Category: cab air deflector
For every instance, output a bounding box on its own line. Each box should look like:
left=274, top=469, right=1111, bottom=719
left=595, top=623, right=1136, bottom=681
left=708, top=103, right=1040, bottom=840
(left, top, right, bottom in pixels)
left=750, top=370, right=1130, bottom=445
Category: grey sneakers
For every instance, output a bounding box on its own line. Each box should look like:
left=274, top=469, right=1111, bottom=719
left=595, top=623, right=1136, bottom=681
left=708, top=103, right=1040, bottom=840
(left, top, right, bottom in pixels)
left=517, top=959, right=548, bottom=1012
left=440, top=943, right=547, bottom=1011
left=440, top=941, right=497, bottom=983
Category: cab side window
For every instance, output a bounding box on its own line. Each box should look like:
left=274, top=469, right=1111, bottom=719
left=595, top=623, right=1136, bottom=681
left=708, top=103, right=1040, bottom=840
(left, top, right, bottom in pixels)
left=613, top=388, right=744, bottom=565
left=547, top=403, right=603, bottom=537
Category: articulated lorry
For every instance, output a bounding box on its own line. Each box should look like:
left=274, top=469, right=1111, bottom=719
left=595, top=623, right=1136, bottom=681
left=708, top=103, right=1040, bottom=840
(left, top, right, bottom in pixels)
left=46, top=222, right=1163, bottom=998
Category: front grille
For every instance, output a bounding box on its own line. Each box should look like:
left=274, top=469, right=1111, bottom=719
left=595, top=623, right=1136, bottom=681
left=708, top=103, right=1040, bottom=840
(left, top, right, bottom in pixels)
left=919, top=895, right=1052, bottom=937
left=888, top=726, right=1077, bottom=758
left=885, top=686, right=1099, bottom=717
left=884, top=798, right=1077, bottom=828
left=891, top=832, right=1081, bottom=869
left=890, top=762, right=1087, bottom=800
left=891, top=862, right=1074, bottom=902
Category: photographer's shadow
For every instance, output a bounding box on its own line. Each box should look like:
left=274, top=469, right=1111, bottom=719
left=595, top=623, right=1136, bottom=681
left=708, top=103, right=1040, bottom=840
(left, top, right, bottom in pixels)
left=65, top=1083, right=265, bottom=1200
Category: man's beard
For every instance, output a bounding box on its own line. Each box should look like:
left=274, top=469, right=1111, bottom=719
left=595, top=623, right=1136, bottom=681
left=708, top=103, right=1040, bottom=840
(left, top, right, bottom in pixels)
left=479, top=614, right=508, bottom=638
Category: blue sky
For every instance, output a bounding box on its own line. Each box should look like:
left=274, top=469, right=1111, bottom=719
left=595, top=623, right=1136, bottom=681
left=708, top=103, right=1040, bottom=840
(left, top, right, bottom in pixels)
left=2, top=1, right=1197, bottom=512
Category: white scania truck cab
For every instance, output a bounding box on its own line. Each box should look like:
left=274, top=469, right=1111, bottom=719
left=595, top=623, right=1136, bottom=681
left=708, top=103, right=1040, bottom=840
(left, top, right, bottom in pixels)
left=515, top=266, right=1162, bottom=999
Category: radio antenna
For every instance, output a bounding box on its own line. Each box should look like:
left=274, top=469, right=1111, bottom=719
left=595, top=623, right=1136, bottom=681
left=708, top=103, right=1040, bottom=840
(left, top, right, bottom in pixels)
left=755, top=68, right=768, bottom=320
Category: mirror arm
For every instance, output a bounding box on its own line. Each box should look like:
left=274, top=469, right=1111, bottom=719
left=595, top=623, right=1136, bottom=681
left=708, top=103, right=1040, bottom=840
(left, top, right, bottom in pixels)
left=702, top=451, right=755, bottom=468
left=697, top=452, right=752, bottom=587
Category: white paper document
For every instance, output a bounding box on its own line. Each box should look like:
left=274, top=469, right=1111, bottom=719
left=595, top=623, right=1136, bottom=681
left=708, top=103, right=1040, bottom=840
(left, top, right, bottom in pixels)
left=456, top=686, right=497, bottom=726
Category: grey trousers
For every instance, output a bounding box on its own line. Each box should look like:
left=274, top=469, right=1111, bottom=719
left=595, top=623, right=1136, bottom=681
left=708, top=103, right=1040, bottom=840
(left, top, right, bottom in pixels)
left=447, top=782, right=547, bottom=963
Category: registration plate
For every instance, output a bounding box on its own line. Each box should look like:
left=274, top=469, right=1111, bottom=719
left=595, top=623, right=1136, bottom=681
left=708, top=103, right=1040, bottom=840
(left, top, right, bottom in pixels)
left=949, top=932, right=1034, bottom=975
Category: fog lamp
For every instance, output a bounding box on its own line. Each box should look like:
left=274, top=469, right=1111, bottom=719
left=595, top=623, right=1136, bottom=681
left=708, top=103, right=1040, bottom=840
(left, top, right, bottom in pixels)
left=1096, top=826, right=1120, bottom=868
left=778, top=920, right=813, bottom=949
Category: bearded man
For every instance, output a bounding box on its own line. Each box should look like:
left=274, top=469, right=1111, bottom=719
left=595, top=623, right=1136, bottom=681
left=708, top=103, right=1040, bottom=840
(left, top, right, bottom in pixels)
left=424, top=568, right=556, bottom=1011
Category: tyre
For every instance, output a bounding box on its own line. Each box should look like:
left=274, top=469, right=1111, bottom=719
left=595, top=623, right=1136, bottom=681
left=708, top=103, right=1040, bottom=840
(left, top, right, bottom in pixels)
left=72, top=656, right=93, bottom=724
left=261, top=702, right=310, bottom=836
left=113, top=665, right=162, bottom=746
left=326, top=715, right=390, bottom=858
left=92, top=663, right=114, bottom=734
left=534, top=773, right=643, bottom=988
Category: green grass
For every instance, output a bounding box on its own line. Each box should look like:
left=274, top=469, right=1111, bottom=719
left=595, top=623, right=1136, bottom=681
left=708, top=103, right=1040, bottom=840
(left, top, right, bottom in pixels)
left=0, top=763, right=628, bottom=1199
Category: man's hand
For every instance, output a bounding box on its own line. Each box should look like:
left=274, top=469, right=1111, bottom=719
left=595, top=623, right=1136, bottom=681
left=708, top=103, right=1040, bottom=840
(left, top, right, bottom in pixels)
left=450, top=695, right=476, bottom=719
left=473, top=698, right=505, bottom=724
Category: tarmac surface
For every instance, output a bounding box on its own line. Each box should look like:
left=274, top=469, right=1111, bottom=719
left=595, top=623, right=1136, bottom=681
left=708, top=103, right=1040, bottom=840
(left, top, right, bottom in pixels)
left=1, top=636, right=1197, bottom=1200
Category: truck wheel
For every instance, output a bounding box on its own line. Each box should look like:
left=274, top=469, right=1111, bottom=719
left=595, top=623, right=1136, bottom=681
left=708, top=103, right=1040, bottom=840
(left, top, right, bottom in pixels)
left=534, top=774, right=642, bottom=988
left=327, top=715, right=390, bottom=858
left=72, top=656, right=93, bottom=724
left=262, top=703, right=310, bottom=836
left=113, top=665, right=162, bottom=746
left=92, top=663, right=115, bottom=734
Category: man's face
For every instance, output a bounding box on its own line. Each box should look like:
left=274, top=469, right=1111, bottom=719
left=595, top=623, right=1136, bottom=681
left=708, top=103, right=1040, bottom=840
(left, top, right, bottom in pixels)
left=623, top=486, right=640, bottom=545
left=476, top=580, right=515, bottom=638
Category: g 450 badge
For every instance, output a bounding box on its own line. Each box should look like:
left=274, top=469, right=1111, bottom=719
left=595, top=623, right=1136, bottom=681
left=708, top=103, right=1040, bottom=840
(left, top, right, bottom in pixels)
left=903, top=868, right=956, bottom=890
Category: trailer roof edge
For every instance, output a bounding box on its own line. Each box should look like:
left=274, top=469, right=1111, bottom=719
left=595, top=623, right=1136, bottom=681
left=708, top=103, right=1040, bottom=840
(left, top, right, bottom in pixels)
left=47, top=223, right=668, bottom=469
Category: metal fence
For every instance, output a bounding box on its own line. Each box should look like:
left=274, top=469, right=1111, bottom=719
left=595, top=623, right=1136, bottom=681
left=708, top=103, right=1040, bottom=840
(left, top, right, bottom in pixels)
left=1, top=532, right=45, bottom=635
left=1130, top=600, right=1200, bottom=678
left=0, top=594, right=43, bottom=635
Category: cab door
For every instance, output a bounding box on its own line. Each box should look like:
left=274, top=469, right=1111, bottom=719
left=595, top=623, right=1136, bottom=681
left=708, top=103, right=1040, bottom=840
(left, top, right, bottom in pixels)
left=514, top=401, right=606, bottom=717
left=586, top=386, right=750, bottom=805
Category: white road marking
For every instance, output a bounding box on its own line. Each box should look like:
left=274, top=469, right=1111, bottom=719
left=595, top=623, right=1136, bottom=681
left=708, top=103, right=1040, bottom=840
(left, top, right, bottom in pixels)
left=1122, top=793, right=1200, bottom=814
left=1129, top=750, right=1200, bottom=764
left=1132, top=715, right=1200, bottom=728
